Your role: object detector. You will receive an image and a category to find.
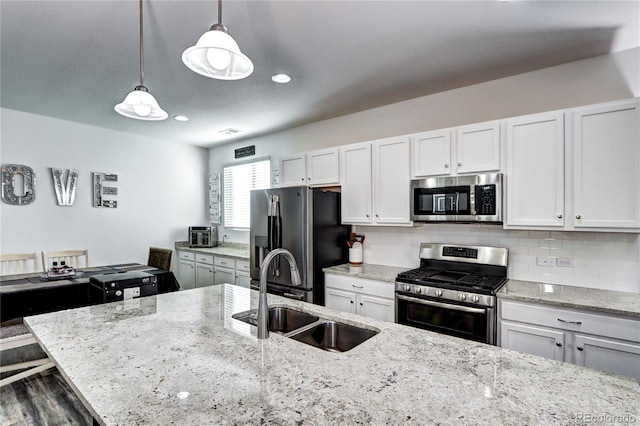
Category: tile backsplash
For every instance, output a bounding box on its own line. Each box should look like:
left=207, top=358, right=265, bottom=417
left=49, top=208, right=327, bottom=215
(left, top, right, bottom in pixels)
left=356, top=224, right=640, bottom=294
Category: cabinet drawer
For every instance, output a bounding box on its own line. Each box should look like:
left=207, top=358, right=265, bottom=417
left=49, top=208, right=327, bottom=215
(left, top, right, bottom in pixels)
left=500, top=300, right=640, bottom=343
left=215, top=257, right=235, bottom=269
left=236, top=260, right=250, bottom=272
left=195, top=254, right=214, bottom=265
left=325, top=273, right=394, bottom=299
left=178, top=251, right=195, bottom=261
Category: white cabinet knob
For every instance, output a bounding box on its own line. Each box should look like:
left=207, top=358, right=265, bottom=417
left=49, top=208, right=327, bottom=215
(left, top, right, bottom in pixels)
left=576, top=215, right=581, bottom=220
left=457, top=162, right=462, bottom=167
left=444, top=163, right=449, bottom=168
left=557, top=214, right=563, bottom=219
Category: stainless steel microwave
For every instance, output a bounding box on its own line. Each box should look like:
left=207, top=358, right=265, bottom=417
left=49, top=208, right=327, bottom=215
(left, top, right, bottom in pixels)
left=410, top=173, right=503, bottom=223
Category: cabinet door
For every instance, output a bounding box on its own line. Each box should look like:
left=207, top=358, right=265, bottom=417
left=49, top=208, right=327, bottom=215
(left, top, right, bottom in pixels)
left=195, top=263, right=214, bottom=287
left=325, top=287, right=357, bottom=314
left=307, top=147, right=340, bottom=186
left=572, top=100, right=640, bottom=229
left=178, top=259, right=196, bottom=290
left=411, top=129, right=451, bottom=177
left=214, top=267, right=235, bottom=285
left=373, top=137, right=411, bottom=224
left=500, top=321, right=565, bottom=362
left=574, top=335, right=640, bottom=381
left=340, top=142, right=372, bottom=224
left=455, top=121, right=501, bottom=174
left=279, top=154, right=306, bottom=187
left=358, top=294, right=394, bottom=322
left=235, top=271, right=251, bottom=289
left=505, top=112, right=565, bottom=227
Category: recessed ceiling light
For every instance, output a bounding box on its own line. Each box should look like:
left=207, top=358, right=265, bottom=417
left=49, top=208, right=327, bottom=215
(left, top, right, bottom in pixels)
left=219, top=128, right=241, bottom=135
left=173, top=115, right=189, bottom=122
left=271, top=73, right=292, bottom=84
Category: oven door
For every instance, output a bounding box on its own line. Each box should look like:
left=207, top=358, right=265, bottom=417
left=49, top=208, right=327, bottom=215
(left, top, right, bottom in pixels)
left=396, top=293, right=494, bottom=344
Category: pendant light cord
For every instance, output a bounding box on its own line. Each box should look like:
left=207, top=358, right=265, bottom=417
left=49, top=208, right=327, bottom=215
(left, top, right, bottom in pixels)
left=218, top=0, right=222, bottom=25
left=139, top=0, right=145, bottom=87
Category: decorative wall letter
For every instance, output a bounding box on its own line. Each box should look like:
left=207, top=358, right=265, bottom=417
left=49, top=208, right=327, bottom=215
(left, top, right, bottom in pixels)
left=93, top=172, right=118, bottom=208
left=1, top=164, right=36, bottom=205
left=51, top=168, right=79, bottom=206
left=209, top=173, right=220, bottom=224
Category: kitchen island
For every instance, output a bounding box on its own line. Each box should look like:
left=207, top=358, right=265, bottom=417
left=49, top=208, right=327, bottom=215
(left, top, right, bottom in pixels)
left=25, top=285, right=638, bottom=425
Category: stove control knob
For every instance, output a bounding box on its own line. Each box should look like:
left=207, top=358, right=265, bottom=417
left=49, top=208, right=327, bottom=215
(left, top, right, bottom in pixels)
left=413, top=286, right=422, bottom=294
left=404, top=284, right=411, bottom=292
left=458, top=293, right=467, bottom=301
left=471, top=295, right=480, bottom=303
left=435, top=289, right=443, bottom=297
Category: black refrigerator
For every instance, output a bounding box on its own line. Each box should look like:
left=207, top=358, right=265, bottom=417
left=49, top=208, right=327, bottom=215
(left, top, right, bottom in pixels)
left=250, top=186, right=350, bottom=305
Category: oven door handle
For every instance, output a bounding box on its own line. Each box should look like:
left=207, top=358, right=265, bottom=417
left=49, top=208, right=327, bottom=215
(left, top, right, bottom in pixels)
left=396, top=294, right=487, bottom=314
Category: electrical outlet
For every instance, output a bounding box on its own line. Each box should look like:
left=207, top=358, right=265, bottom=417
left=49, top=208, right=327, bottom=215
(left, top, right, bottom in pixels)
left=557, top=258, right=574, bottom=267
left=536, top=256, right=555, bottom=267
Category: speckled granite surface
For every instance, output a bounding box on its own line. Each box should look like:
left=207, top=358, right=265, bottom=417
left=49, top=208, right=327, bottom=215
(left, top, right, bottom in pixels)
left=174, top=241, right=250, bottom=260
left=323, top=263, right=410, bottom=283
left=499, top=280, right=640, bottom=318
left=26, top=285, right=638, bottom=425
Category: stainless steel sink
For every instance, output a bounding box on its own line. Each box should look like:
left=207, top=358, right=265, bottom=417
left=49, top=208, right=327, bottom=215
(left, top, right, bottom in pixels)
left=232, top=306, right=319, bottom=334
left=288, top=321, right=379, bottom=353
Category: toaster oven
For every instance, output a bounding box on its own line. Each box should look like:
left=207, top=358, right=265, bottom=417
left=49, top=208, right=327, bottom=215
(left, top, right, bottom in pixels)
left=189, top=226, right=218, bottom=248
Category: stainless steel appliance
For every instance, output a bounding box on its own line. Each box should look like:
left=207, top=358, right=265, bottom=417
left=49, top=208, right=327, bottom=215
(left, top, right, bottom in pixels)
left=395, top=243, right=508, bottom=345
left=250, top=187, right=350, bottom=304
left=411, top=173, right=503, bottom=223
left=189, top=226, right=218, bottom=248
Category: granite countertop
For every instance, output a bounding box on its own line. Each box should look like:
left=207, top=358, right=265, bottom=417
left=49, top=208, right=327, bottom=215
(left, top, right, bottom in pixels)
left=26, top=285, right=638, bottom=425
left=498, top=280, right=640, bottom=318
left=174, top=241, right=250, bottom=260
left=323, top=263, right=410, bottom=283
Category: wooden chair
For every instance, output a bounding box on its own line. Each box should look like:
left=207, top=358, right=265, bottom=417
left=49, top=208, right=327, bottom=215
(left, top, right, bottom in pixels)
left=0, top=324, right=54, bottom=388
left=0, top=252, right=40, bottom=275
left=147, top=247, right=173, bottom=271
left=41, top=249, right=89, bottom=270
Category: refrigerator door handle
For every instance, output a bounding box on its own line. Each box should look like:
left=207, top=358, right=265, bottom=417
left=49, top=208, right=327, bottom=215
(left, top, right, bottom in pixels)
left=268, top=195, right=282, bottom=277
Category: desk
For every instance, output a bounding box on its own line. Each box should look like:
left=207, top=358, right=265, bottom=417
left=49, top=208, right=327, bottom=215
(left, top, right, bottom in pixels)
left=0, top=264, right=179, bottom=322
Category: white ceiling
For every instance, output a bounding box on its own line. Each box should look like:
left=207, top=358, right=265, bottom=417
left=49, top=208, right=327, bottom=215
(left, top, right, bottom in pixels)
left=2, top=1, right=639, bottom=148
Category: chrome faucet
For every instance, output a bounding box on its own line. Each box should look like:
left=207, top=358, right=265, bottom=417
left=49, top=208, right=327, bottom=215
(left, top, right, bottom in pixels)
left=258, top=248, right=301, bottom=339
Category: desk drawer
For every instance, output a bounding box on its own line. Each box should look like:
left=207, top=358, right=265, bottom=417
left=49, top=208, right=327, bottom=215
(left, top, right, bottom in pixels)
left=215, top=257, right=235, bottom=269
left=196, top=254, right=214, bottom=265
left=178, top=251, right=195, bottom=261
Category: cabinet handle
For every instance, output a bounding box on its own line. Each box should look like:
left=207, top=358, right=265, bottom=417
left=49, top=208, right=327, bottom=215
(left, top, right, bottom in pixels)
left=301, top=178, right=305, bottom=181
left=359, top=302, right=363, bottom=306
left=557, top=214, right=563, bottom=219
left=375, top=214, right=379, bottom=218
left=577, top=346, right=584, bottom=351
left=350, top=300, right=354, bottom=304
left=366, top=214, right=370, bottom=218
left=352, top=285, right=363, bottom=289
left=444, top=163, right=449, bottom=168
left=457, top=162, right=462, bottom=167
left=555, top=342, right=562, bottom=347
left=575, top=215, right=581, bottom=220
left=557, top=318, right=582, bottom=325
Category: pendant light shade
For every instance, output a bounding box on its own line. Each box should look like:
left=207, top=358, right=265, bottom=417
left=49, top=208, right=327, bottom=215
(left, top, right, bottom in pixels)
left=115, top=0, right=167, bottom=121
left=115, top=85, right=168, bottom=120
left=182, top=1, right=253, bottom=80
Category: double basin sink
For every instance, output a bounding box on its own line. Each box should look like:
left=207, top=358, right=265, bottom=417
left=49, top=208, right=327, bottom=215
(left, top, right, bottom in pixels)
left=232, top=306, right=379, bottom=352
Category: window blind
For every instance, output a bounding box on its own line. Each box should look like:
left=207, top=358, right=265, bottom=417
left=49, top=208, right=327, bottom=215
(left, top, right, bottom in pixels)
left=223, top=159, right=270, bottom=229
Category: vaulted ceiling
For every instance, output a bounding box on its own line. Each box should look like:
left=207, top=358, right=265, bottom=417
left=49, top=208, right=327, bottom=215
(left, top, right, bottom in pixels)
left=2, top=1, right=639, bottom=147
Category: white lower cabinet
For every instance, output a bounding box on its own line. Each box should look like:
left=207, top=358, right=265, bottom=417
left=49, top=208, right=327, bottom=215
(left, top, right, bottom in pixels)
left=324, top=273, right=395, bottom=322
left=499, top=300, right=640, bottom=380
left=177, top=251, right=196, bottom=290
left=195, top=254, right=215, bottom=287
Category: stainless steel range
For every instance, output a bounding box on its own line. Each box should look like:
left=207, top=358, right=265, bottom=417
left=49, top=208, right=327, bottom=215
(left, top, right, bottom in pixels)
left=395, top=243, right=508, bottom=345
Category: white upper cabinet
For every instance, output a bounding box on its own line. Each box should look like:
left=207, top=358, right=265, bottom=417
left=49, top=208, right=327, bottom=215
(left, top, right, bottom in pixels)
left=411, top=121, right=500, bottom=178
left=279, top=153, right=306, bottom=186
left=505, top=111, right=565, bottom=228
left=504, top=99, right=640, bottom=232
left=571, top=100, right=640, bottom=230
left=279, top=147, right=340, bottom=187
left=455, top=121, right=501, bottom=174
left=341, top=142, right=373, bottom=224
left=341, top=137, right=411, bottom=226
left=411, top=129, right=451, bottom=177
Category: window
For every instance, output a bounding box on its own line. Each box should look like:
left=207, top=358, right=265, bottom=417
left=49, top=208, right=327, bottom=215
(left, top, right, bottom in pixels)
left=223, top=158, right=270, bottom=229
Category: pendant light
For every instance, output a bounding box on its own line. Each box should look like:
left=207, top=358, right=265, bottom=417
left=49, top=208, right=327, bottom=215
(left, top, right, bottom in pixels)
left=182, top=0, right=254, bottom=80
left=115, top=0, right=168, bottom=121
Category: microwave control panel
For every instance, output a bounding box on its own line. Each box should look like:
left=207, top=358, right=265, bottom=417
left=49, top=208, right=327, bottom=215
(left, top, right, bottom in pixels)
left=474, top=185, right=496, bottom=215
